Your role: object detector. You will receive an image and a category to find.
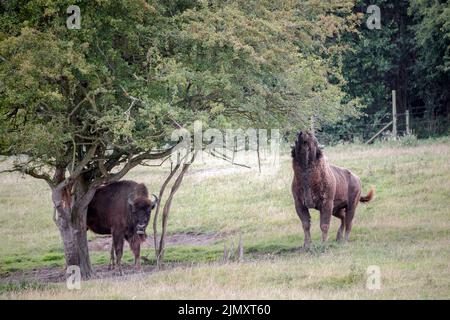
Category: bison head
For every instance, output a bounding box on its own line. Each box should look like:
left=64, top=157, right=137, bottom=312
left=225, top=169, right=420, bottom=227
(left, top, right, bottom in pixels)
left=128, top=194, right=158, bottom=235
left=291, top=131, right=322, bottom=168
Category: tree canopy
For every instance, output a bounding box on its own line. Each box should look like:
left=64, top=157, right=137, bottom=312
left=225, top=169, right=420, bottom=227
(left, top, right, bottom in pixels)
left=0, top=0, right=356, bottom=177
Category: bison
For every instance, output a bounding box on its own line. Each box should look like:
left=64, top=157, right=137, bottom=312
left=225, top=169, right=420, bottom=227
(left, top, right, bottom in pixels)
left=87, top=180, right=158, bottom=274
left=291, top=131, right=374, bottom=249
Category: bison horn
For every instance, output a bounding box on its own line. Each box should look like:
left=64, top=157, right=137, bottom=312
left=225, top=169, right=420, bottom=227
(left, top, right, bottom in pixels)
left=151, top=194, right=159, bottom=205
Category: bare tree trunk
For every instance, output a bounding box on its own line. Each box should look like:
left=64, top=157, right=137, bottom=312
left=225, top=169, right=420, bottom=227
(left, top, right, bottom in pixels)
left=152, top=162, right=181, bottom=258
left=156, top=152, right=196, bottom=266
left=52, top=178, right=96, bottom=279
left=54, top=205, right=93, bottom=279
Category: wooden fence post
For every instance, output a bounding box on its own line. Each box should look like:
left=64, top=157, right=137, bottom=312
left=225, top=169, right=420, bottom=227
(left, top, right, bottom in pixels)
left=392, top=90, right=397, bottom=138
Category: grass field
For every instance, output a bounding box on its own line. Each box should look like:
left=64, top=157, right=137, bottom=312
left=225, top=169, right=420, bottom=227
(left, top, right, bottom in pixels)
left=0, top=137, right=449, bottom=299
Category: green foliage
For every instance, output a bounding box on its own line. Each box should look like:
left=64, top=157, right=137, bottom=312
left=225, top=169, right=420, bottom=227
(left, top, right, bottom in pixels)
left=0, top=0, right=357, bottom=181
left=325, top=0, right=450, bottom=144
left=409, top=0, right=450, bottom=114
left=397, top=133, right=419, bottom=146
left=324, top=0, right=410, bottom=143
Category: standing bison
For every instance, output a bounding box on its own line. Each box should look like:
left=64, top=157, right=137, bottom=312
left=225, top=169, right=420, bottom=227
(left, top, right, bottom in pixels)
left=87, top=180, right=158, bottom=274
left=291, top=131, right=374, bottom=248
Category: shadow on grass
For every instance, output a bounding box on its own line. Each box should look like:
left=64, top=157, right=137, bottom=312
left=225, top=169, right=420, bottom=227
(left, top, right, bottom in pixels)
left=244, top=239, right=344, bottom=259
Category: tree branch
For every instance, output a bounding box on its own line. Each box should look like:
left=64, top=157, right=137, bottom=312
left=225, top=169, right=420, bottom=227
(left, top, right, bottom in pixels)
left=209, top=150, right=251, bottom=169
left=156, top=150, right=197, bottom=265
left=152, top=160, right=182, bottom=258
left=70, top=142, right=99, bottom=178
left=0, top=166, right=53, bottom=185
left=92, top=146, right=177, bottom=187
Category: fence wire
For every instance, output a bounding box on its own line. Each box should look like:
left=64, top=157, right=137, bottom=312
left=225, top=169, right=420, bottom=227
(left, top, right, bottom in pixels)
left=315, top=116, right=449, bottom=145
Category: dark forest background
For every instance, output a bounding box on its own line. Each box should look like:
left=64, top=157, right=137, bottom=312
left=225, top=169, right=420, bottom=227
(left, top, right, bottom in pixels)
left=321, top=0, right=449, bottom=144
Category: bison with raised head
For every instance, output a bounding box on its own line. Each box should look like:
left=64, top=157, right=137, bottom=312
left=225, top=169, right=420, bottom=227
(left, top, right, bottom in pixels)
left=87, top=180, right=158, bottom=274
left=291, top=131, right=374, bottom=249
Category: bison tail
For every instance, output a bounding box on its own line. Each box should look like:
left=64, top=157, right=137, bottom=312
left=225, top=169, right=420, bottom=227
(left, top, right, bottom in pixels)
left=360, top=186, right=375, bottom=203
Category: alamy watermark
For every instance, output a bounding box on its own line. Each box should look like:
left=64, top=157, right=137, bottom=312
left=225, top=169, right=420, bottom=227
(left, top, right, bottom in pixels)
left=366, top=265, right=381, bottom=290
left=169, top=121, right=281, bottom=169
left=366, top=5, right=381, bottom=30
left=66, top=5, right=81, bottom=30
left=66, top=265, right=81, bottom=290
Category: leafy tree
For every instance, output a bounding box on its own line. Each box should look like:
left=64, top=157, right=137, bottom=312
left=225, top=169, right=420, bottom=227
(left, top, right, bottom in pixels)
left=0, top=0, right=356, bottom=277
left=323, top=0, right=412, bottom=142
left=327, top=0, right=449, bottom=143
left=409, top=0, right=450, bottom=132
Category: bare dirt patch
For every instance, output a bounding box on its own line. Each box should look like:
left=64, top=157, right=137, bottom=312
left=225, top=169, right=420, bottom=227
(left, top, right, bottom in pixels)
left=88, top=231, right=220, bottom=252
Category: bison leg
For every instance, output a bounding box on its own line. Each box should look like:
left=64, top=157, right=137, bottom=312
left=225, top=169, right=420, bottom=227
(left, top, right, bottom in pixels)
left=134, top=248, right=141, bottom=270
left=129, top=237, right=141, bottom=271
left=344, top=191, right=360, bottom=242
left=109, top=244, right=115, bottom=270
left=334, top=208, right=346, bottom=242
left=344, top=205, right=357, bottom=242
left=300, top=209, right=312, bottom=249
left=295, top=204, right=311, bottom=249
left=344, top=208, right=355, bottom=242
left=345, top=182, right=361, bottom=241
left=319, top=202, right=333, bottom=243
left=113, top=232, right=124, bottom=276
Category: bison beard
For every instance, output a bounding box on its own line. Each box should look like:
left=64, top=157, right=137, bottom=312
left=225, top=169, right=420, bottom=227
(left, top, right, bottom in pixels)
left=291, top=131, right=374, bottom=248
left=87, top=180, right=158, bottom=275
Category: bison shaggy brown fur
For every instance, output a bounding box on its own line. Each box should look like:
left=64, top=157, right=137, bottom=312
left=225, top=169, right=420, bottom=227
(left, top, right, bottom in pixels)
left=291, top=131, right=374, bottom=248
left=87, top=180, right=158, bottom=274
